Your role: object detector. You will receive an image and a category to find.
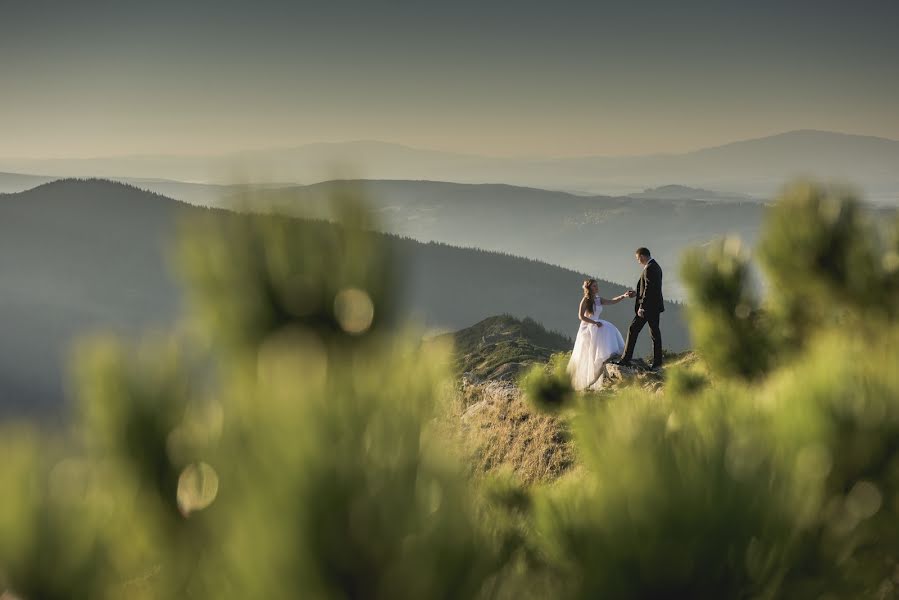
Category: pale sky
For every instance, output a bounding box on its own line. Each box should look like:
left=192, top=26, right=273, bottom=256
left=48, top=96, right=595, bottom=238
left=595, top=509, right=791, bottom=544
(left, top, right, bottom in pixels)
left=2, top=0, right=898, bottom=158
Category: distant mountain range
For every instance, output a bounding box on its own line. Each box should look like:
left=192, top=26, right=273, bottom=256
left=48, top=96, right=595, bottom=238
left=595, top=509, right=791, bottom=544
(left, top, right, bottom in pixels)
left=2, top=130, right=897, bottom=202
left=238, top=179, right=771, bottom=300
left=0, top=172, right=772, bottom=299
left=0, top=179, right=689, bottom=420
left=4, top=176, right=893, bottom=303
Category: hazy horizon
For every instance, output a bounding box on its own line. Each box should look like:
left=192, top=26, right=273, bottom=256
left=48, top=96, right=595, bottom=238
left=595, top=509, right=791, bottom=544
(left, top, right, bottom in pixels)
left=3, top=0, right=898, bottom=159
left=2, top=128, right=899, bottom=163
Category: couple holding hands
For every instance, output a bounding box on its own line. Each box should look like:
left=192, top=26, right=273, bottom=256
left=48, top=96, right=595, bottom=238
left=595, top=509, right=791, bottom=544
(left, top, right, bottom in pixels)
left=568, top=247, right=665, bottom=391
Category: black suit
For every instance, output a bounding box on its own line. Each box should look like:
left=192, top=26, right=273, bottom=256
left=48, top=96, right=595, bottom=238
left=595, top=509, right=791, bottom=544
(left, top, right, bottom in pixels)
left=622, top=258, right=665, bottom=366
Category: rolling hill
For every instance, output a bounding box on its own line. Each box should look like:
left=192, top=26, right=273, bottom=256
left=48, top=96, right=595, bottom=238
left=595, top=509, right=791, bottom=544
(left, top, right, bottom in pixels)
left=440, top=315, right=572, bottom=382
left=240, top=179, right=769, bottom=300
left=0, top=171, right=292, bottom=206
left=0, top=179, right=689, bottom=420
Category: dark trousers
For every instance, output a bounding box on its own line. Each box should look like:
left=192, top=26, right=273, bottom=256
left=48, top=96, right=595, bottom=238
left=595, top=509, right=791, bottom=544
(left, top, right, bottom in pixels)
left=622, top=312, right=663, bottom=366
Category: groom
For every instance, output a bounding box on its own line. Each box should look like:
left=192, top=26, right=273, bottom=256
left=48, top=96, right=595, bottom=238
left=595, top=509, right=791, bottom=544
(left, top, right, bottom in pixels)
left=616, top=247, right=665, bottom=370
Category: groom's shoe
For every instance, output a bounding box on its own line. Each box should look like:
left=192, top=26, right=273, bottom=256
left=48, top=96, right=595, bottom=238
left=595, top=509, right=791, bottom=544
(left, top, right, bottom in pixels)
left=612, top=357, right=632, bottom=367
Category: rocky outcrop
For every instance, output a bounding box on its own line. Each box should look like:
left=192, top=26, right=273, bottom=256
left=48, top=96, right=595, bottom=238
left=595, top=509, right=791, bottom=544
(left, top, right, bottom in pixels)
left=597, top=358, right=665, bottom=393
left=446, top=350, right=698, bottom=483
left=453, top=379, right=574, bottom=484
left=596, top=353, right=699, bottom=393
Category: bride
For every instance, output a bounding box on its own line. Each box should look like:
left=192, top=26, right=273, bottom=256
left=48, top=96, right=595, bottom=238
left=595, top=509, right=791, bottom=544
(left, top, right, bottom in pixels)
left=568, top=279, right=629, bottom=391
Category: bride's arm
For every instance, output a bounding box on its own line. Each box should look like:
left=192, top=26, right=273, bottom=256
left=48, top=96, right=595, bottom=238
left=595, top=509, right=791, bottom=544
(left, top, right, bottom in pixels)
left=600, top=293, right=630, bottom=305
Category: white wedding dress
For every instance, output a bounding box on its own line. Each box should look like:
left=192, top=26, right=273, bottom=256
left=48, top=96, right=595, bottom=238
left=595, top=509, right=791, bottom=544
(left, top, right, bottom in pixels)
left=567, top=302, right=626, bottom=391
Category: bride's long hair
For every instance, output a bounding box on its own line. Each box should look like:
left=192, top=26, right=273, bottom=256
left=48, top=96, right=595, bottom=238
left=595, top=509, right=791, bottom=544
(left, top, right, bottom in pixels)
left=582, top=278, right=597, bottom=314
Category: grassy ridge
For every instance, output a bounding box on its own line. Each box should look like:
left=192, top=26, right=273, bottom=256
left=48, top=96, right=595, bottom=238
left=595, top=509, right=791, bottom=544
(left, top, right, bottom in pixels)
left=442, top=315, right=571, bottom=381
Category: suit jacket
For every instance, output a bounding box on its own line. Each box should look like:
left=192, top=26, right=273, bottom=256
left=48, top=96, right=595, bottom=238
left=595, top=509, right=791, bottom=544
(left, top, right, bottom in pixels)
left=635, top=259, right=665, bottom=315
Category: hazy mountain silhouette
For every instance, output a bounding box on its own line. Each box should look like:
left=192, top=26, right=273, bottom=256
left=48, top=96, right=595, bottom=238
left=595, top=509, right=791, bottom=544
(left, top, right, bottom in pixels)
left=243, top=179, right=770, bottom=300
left=606, top=130, right=899, bottom=201
left=8, top=176, right=892, bottom=303
left=2, top=130, right=897, bottom=202
left=0, top=179, right=688, bottom=420
left=0, top=142, right=488, bottom=190
left=2, top=174, right=770, bottom=300
left=0, top=171, right=292, bottom=205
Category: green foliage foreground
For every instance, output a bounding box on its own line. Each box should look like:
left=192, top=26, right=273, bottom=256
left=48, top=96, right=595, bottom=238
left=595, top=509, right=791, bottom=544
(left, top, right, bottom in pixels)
left=2, top=182, right=899, bottom=599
